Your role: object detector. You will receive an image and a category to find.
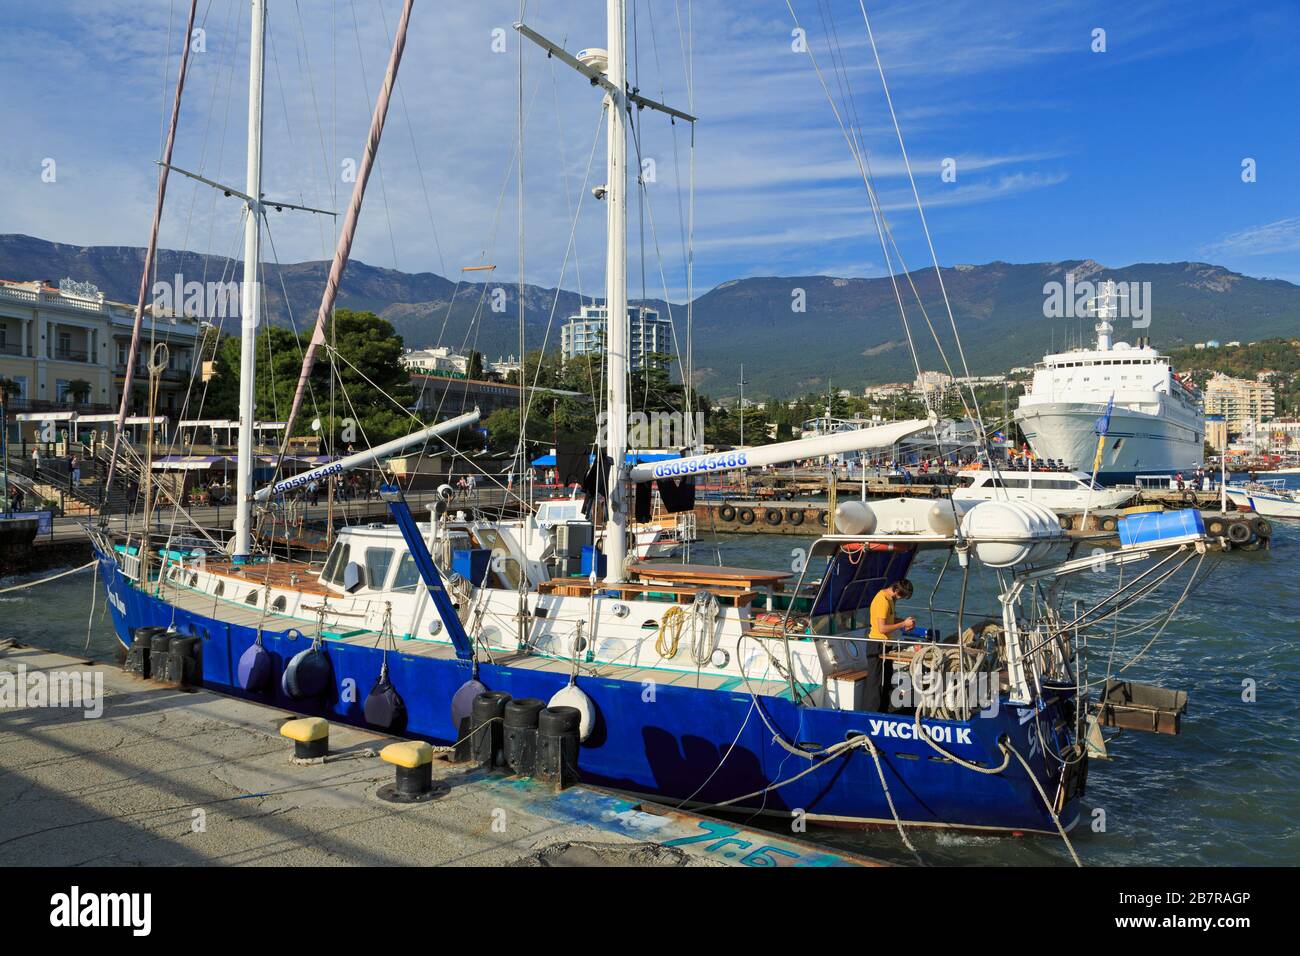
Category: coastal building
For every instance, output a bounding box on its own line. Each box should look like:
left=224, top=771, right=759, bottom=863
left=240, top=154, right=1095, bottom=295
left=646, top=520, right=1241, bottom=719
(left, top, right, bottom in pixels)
left=1203, top=372, right=1276, bottom=433
left=914, top=370, right=953, bottom=393
left=863, top=382, right=912, bottom=399
left=0, top=277, right=202, bottom=432
left=561, top=303, right=672, bottom=371
left=487, top=354, right=521, bottom=379
left=400, top=346, right=469, bottom=377
left=1204, top=414, right=1228, bottom=454
left=1265, top=418, right=1300, bottom=456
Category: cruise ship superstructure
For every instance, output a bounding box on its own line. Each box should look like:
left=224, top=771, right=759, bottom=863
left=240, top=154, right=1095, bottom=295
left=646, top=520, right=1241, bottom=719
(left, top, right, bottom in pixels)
left=1015, top=281, right=1204, bottom=483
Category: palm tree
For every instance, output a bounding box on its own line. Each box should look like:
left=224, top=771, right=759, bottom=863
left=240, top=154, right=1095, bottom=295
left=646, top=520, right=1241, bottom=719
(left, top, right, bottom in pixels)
left=65, top=379, right=92, bottom=405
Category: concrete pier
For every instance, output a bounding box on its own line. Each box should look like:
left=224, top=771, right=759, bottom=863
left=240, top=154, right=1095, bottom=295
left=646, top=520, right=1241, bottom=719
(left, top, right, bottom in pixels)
left=0, top=644, right=874, bottom=868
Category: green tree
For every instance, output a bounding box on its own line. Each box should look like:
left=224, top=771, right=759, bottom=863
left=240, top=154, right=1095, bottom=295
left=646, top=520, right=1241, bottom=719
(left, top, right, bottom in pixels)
left=65, top=379, right=92, bottom=404
left=201, top=309, right=415, bottom=445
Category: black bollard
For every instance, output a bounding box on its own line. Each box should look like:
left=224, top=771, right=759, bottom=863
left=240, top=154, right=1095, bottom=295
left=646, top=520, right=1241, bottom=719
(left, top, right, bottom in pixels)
left=536, top=706, right=581, bottom=789
left=168, top=636, right=202, bottom=688
left=502, top=698, right=545, bottom=777
left=470, top=691, right=512, bottom=768
left=148, top=630, right=175, bottom=682
left=126, top=627, right=157, bottom=677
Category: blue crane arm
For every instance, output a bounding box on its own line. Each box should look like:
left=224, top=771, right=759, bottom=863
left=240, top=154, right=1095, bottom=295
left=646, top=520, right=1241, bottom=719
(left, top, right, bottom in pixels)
left=379, top=484, right=474, bottom=660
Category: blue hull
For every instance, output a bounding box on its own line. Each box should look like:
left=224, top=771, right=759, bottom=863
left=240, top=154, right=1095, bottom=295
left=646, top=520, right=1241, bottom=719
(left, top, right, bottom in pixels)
left=97, top=549, right=1082, bottom=834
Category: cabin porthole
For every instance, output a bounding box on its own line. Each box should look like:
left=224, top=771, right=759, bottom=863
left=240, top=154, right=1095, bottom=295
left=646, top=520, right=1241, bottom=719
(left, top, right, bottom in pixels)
left=270, top=595, right=287, bottom=613
left=213, top=581, right=225, bottom=598
left=245, top=590, right=259, bottom=605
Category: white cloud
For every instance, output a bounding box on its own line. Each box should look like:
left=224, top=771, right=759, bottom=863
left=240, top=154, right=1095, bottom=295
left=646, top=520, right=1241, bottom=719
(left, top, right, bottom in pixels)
left=1202, top=219, right=1300, bottom=258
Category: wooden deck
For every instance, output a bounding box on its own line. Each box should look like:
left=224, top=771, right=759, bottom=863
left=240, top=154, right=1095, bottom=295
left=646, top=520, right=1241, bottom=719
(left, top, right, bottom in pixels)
left=202, top=557, right=331, bottom=596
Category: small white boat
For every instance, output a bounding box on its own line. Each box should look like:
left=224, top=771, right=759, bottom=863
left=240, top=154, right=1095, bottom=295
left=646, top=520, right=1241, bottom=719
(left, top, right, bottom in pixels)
left=953, top=468, right=1137, bottom=512
left=1225, top=480, right=1300, bottom=520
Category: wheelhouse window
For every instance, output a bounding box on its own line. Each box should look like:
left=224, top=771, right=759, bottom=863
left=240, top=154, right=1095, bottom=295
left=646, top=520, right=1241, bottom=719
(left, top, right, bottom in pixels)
left=321, top=542, right=350, bottom=586
left=392, top=553, right=421, bottom=591
left=364, top=547, right=395, bottom=590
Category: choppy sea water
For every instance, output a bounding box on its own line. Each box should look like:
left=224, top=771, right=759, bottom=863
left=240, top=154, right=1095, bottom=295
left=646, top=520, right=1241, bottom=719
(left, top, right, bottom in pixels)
left=4, top=484, right=1297, bottom=866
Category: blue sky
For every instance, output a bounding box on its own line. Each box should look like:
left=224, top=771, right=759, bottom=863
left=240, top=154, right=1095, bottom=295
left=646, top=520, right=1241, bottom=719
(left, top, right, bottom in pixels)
left=1, top=0, right=1298, bottom=299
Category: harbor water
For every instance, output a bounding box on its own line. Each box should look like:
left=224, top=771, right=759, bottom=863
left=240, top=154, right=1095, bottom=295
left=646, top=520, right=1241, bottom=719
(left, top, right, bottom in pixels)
left=5, top=500, right=1297, bottom=866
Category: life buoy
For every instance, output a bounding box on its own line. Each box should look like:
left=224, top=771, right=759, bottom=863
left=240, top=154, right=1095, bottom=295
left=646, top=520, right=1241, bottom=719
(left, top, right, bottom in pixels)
left=718, top=504, right=736, bottom=522
left=764, top=508, right=783, bottom=526
left=1228, top=521, right=1251, bottom=543
left=738, top=507, right=756, bottom=525
left=787, top=509, right=804, bottom=526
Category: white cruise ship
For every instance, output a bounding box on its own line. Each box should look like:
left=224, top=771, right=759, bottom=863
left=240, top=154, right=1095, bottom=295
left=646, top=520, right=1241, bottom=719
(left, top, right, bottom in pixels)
left=1014, top=281, right=1204, bottom=484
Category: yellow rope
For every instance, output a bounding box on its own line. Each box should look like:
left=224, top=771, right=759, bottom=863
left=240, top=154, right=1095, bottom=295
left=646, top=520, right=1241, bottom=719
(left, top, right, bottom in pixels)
left=655, top=605, right=685, bottom=659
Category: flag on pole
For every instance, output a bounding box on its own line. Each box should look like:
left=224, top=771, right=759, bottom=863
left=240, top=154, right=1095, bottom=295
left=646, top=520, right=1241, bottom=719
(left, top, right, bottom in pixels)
left=1091, top=394, right=1115, bottom=475
left=1094, top=394, right=1115, bottom=437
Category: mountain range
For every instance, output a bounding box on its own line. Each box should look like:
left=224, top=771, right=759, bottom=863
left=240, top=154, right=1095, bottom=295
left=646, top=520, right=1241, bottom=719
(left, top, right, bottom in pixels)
left=4, top=233, right=1298, bottom=398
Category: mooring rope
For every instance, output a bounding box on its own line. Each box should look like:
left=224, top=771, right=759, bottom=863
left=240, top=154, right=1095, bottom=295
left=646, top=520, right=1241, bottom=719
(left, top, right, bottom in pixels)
left=1004, top=739, right=1082, bottom=867
left=0, top=560, right=96, bottom=595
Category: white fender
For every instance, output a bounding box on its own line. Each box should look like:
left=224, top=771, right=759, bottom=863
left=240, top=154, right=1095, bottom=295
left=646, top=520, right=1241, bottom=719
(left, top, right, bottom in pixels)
left=549, top=683, right=595, bottom=742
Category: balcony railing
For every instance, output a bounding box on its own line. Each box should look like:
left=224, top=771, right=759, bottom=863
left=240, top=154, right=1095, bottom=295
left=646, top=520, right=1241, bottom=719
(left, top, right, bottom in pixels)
left=53, top=347, right=91, bottom=362
left=0, top=342, right=32, bottom=357
left=0, top=397, right=113, bottom=415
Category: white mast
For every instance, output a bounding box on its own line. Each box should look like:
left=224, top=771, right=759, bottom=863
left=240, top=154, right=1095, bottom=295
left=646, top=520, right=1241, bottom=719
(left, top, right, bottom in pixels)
left=1092, top=278, right=1117, bottom=353
left=602, top=0, right=629, bottom=583
left=233, top=0, right=266, bottom=560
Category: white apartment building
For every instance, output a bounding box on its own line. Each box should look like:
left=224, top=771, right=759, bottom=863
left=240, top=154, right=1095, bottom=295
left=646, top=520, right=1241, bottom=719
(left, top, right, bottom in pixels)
left=561, top=303, right=673, bottom=371
left=1203, top=372, right=1276, bottom=433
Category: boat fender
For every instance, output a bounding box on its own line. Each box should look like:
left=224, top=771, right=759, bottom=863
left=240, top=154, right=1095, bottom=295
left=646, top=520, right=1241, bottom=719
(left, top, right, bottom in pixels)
left=817, top=510, right=829, bottom=527
left=548, top=683, right=595, bottom=742
left=364, top=665, right=408, bottom=732
left=1251, top=517, right=1272, bottom=538
left=1228, top=521, right=1251, bottom=544
left=1100, top=516, right=1118, bottom=533
left=1205, top=517, right=1227, bottom=537
left=764, top=508, right=782, bottom=526
left=737, top=507, right=756, bottom=525
left=237, top=640, right=272, bottom=691
left=452, top=678, right=488, bottom=725
left=718, top=504, right=736, bottom=521
left=282, top=643, right=333, bottom=699
left=787, top=509, right=804, bottom=526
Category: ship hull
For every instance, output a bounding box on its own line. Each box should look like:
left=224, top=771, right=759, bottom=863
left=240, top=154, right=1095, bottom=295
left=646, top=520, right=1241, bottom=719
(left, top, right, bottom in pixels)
left=1016, top=401, right=1203, bottom=484
left=95, top=545, right=1082, bottom=836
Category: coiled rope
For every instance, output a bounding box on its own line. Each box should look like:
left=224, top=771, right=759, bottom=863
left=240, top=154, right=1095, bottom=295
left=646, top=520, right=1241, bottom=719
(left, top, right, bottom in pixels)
left=655, top=604, right=685, bottom=659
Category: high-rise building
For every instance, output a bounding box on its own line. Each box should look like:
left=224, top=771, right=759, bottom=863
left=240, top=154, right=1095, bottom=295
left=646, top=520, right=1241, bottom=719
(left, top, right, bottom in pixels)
left=1203, top=372, right=1275, bottom=433
left=561, top=304, right=672, bottom=371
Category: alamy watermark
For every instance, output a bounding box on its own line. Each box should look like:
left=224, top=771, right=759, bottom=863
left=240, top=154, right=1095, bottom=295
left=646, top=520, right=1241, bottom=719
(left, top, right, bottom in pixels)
left=151, top=274, right=242, bottom=321
left=0, top=665, right=104, bottom=719
left=1042, top=275, right=1151, bottom=329
left=596, top=410, right=704, bottom=449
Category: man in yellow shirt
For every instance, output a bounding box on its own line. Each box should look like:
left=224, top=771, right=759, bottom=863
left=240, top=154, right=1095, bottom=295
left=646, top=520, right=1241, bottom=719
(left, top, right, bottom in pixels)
left=869, top=579, right=915, bottom=641
left=867, top=579, right=914, bottom=712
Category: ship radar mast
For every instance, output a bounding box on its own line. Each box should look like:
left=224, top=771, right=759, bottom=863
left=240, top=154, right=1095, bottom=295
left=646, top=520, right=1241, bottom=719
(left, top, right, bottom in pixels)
left=1085, top=279, right=1124, bottom=352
